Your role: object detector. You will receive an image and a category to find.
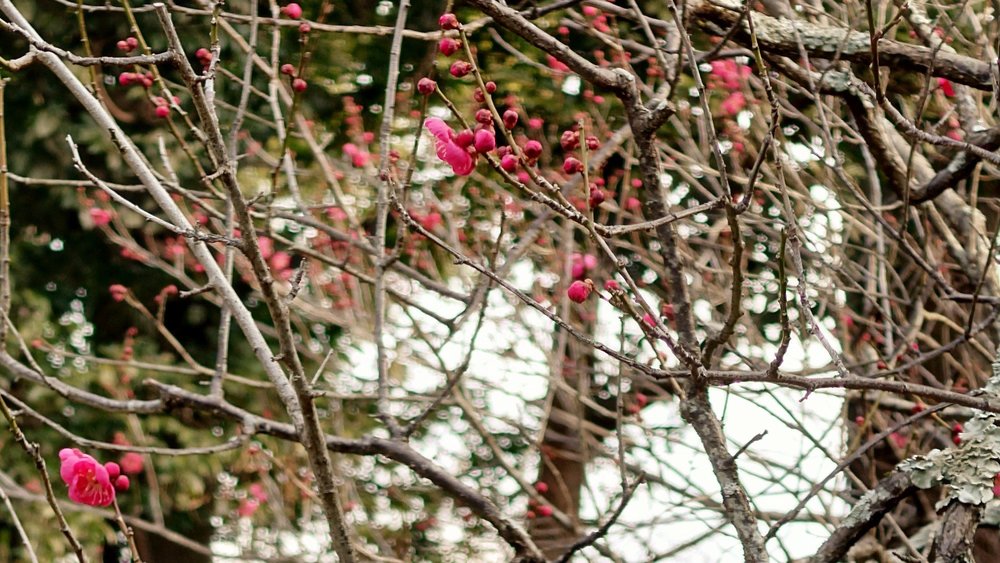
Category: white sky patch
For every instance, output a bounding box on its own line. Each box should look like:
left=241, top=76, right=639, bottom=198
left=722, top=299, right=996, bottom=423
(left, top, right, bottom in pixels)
left=561, top=74, right=582, bottom=96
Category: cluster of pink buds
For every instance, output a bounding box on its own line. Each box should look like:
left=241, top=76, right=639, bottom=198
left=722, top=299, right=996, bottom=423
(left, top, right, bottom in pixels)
left=279, top=63, right=307, bottom=92
left=194, top=47, right=213, bottom=68
left=116, top=36, right=139, bottom=53
left=152, top=95, right=179, bottom=118
left=118, top=71, right=154, bottom=88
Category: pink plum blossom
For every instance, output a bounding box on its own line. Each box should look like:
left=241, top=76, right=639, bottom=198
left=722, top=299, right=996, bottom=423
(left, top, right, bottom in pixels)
left=424, top=118, right=476, bottom=176
left=59, top=448, right=116, bottom=507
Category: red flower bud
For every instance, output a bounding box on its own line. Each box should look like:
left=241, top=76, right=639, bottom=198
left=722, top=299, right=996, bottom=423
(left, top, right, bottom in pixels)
left=114, top=475, right=130, bottom=492
left=474, top=129, right=496, bottom=153
left=563, top=157, right=583, bottom=175
left=586, top=135, right=600, bottom=150
left=281, top=3, right=303, bottom=19
left=523, top=140, right=542, bottom=159
left=454, top=129, right=475, bottom=148
left=589, top=187, right=605, bottom=207
left=567, top=280, right=592, bottom=303
left=502, top=109, right=519, bottom=129
left=475, top=108, right=493, bottom=125
left=560, top=130, right=579, bottom=151
left=500, top=154, right=518, bottom=172
left=484, top=81, right=497, bottom=93
left=155, top=105, right=170, bottom=118
left=417, top=77, right=437, bottom=95
left=449, top=60, right=472, bottom=78
left=438, top=38, right=461, bottom=57
left=292, top=78, right=307, bottom=92
left=438, top=12, right=460, bottom=30
left=280, top=63, right=296, bottom=76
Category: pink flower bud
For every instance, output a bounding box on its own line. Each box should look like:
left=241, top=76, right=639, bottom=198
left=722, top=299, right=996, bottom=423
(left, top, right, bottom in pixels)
left=604, top=280, right=620, bottom=291
left=586, top=135, right=600, bottom=150
left=117, top=40, right=130, bottom=52
left=126, top=37, right=138, bottom=50
left=281, top=3, right=303, bottom=19
left=500, top=154, right=518, bottom=172
left=502, top=109, right=518, bottom=129
left=438, top=38, right=461, bottom=57
left=523, top=140, right=542, bottom=159
left=474, top=129, right=496, bottom=153
left=292, top=78, right=307, bottom=92
left=155, top=105, right=170, bottom=118
left=109, top=284, right=128, bottom=302
left=280, top=63, right=296, bottom=76
left=118, top=72, right=134, bottom=86
left=417, top=77, right=436, bottom=95
left=298, top=23, right=311, bottom=34
left=104, top=462, right=121, bottom=480
left=589, top=187, right=605, bottom=207
left=449, top=61, right=472, bottom=78
left=560, top=130, right=579, bottom=151
left=484, top=81, right=497, bottom=93
left=534, top=482, right=549, bottom=494
left=537, top=505, right=554, bottom=517
left=567, top=280, right=592, bottom=303
left=114, top=475, right=130, bottom=492
left=438, top=12, right=460, bottom=30
left=475, top=108, right=493, bottom=125
left=563, top=157, right=583, bottom=175
left=455, top=129, right=475, bottom=148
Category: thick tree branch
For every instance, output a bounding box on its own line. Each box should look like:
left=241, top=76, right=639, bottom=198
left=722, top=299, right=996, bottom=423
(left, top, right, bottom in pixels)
left=690, top=0, right=994, bottom=91
left=809, top=471, right=915, bottom=563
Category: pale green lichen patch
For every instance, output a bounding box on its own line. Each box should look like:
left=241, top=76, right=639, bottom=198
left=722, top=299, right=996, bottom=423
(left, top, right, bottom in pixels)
left=900, top=365, right=1000, bottom=509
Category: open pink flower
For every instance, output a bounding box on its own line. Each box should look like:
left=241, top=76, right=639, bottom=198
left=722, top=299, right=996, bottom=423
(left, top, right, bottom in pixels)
left=59, top=448, right=116, bottom=507
left=424, top=118, right=476, bottom=176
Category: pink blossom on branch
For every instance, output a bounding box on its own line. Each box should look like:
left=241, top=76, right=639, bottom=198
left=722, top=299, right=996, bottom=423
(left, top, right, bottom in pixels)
left=709, top=59, right=752, bottom=91
left=59, top=448, right=116, bottom=507
left=424, top=118, right=476, bottom=176
left=720, top=91, right=746, bottom=116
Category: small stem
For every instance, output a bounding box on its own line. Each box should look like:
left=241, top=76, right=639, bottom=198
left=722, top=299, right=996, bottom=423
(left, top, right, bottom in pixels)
left=112, top=497, right=144, bottom=563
